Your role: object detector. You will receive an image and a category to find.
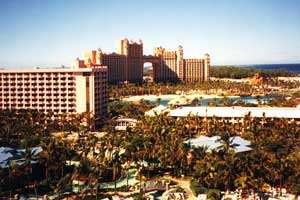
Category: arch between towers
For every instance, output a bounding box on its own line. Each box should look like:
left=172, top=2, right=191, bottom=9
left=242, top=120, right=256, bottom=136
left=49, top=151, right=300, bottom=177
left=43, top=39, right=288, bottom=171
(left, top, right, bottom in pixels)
left=143, top=56, right=161, bottom=82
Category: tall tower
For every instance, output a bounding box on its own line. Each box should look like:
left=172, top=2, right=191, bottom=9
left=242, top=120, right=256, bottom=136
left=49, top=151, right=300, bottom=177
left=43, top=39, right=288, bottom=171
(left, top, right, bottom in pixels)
left=96, top=48, right=103, bottom=65
left=83, top=50, right=97, bottom=66
left=125, top=39, right=143, bottom=83
left=204, top=53, right=210, bottom=81
left=119, top=39, right=129, bottom=55
left=177, top=45, right=184, bottom=81
left=152, top=47, right=165, bottom=82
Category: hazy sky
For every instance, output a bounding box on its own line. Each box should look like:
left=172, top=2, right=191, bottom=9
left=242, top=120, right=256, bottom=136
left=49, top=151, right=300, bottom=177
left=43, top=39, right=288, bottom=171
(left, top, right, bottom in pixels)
left=1, top=0, right=300, bottom=68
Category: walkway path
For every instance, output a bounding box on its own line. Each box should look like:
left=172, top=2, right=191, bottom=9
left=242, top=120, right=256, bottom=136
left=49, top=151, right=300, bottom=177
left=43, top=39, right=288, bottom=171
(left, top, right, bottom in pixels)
left=164, top=176, right=197, bottom=200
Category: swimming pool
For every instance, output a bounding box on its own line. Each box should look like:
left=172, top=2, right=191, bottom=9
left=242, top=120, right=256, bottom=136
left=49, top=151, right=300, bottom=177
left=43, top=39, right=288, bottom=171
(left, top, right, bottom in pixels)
left=123, top=94, right=279, bottom=106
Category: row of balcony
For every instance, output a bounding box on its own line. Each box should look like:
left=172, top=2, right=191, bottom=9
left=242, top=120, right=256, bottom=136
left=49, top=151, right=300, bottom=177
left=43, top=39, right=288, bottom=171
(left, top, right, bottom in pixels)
left=0, top=105, right=76, bottom=113
left=1, top=73, right=74, bottom=77
left=1, top=81, right=74, bottom=85
left=1, top=92, right=75, bottom=96
left=1, top=105, right=75, bottom=108
left=0, top=81, right=75, bottom=86
left=1, top=98, right=76, bottom=102
left=0, top=78, right=74, bottom=82
left=1, top=103, right=75, bottom=106
left=1, top=87, right=75, bottom=91
left=1, top=78, right=74, bottom=82
left=1, top=88, right=75, bottom=92
left=1, top=103, right=75, bottom=108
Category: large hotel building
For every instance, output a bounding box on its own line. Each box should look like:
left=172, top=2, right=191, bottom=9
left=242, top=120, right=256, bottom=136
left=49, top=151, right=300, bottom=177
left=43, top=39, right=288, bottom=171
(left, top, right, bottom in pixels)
left=0, top=38, right=209, bottom=128
left=0, top=63, right=108, bottom=129
left=150, top=46, right=210, bottom=82
left=80, top=39, right=144, bottom=84
left=82, top=39, right=210, bottom=84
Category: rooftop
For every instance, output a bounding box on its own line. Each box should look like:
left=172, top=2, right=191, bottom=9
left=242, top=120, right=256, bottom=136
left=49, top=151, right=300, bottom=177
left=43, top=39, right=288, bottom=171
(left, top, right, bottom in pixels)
left=0, top=66, right=107, bottom=73
left=169, top=106, right=300, bottom=118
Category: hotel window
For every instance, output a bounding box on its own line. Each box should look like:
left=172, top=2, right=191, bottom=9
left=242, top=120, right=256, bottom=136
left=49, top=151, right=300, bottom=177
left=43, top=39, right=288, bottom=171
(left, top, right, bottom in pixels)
left=83, top=72, right=91, bottom=76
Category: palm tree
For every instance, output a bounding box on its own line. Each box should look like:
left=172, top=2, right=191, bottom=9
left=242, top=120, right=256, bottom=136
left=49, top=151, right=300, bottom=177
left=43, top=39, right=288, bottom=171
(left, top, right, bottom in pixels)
left=112, top=150, right=120, bottom=192
left=8, top=160, right=19, bottom=197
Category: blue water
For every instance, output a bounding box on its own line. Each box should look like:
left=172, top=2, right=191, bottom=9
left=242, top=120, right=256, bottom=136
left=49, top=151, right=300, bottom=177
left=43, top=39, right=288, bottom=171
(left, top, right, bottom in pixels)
left=143, top=95, right=280, bottom=106
left=244, top=63, right=300, bottom=74
left=197, top=96, right=275, bottom=106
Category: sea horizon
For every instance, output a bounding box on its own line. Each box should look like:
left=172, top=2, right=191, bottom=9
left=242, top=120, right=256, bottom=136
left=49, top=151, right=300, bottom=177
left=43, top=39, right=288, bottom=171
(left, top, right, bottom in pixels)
left=212, top=63, right=300, bottom=74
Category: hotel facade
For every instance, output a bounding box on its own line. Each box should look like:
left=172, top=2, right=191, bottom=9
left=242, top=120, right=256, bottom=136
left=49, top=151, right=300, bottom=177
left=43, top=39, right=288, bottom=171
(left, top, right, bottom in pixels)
left=82, top=39, right=144, bottom=84
left=150, top=46, right=210, bottom=83
left=82, top=39, right=210, bottom=84
left=0, top=64, right=108, bottom=129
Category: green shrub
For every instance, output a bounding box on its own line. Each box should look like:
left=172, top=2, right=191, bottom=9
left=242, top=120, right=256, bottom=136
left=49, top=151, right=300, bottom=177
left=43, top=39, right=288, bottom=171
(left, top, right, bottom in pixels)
left=176, top=186, right=184, bottom=193
left=207, top=189, right=221, bottom=200
left=190, top=180, right=207, bottom=196
left=134, top=193, right=146, bottom=200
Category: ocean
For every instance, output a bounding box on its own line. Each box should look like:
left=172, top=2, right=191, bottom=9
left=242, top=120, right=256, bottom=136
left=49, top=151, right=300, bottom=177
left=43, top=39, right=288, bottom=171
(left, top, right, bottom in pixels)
left=244, top=63, right=300, bottom=74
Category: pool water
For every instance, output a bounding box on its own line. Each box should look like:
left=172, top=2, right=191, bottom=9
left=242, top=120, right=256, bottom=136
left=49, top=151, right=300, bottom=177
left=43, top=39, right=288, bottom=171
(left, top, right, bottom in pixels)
left=127, top=95, right=280, bottom=106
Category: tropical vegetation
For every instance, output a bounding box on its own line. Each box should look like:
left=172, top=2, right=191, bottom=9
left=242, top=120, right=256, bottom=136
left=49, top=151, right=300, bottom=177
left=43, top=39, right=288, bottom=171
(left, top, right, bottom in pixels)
left=1, top=78, right=300, bottom=198
left=210, top=66, right=293, bottom=79
left=1, top=104, right=300, bottom=198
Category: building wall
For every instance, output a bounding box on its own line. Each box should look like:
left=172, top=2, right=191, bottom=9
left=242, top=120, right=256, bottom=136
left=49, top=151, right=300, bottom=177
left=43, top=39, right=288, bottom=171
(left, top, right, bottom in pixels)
left=0, top=66, right=108, bottom=128
left=80, top=39, right=210, bottom=84
left=83, top=51, right=97, bottom=66
left=93, top=69, right=108, bottom=128
left=121, top=39, right=143, bottom=83
left=184, top=59, right=205, bottom=82
left=100, top=53, right=126, bottom=84
left=153, top=47, right=179, bottom=82
left=204, top=54, right=210, bottom=81
left=152, top=46, right=210, bottom=83
left=83, top=39, right=143, bottom=84
left=75, top=72, right=87, bottom=113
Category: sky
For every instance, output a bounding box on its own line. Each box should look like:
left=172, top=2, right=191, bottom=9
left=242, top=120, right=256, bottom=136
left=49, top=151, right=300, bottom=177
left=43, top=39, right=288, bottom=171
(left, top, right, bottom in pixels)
left=0, top=0, right=300, bottom=68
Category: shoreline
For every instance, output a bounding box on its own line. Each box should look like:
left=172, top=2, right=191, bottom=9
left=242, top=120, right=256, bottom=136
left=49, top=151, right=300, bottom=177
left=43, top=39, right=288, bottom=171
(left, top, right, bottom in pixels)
left=122, top=94, right=241, bottom=102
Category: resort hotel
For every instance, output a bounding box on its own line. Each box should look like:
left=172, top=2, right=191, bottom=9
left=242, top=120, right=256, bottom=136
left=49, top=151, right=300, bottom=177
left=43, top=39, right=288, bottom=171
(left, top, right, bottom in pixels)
left=0, top=38, right=210, bottom=128
left=82, top=38, right=211, bottom=84
left=0, top=62, right=108, bottom=129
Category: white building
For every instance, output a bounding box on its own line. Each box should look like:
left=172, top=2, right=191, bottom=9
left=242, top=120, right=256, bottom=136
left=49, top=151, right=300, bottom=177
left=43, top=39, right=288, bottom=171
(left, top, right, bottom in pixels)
left=114, top=118, right=138, bottom=131
left=169, top=106, right=300, bottom=119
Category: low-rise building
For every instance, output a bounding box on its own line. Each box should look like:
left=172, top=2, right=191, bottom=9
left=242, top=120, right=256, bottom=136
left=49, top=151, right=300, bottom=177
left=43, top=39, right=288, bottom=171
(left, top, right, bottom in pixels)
left=114, top=118, right=138, bottom=131
left=169, top=106, right=300, bottom=121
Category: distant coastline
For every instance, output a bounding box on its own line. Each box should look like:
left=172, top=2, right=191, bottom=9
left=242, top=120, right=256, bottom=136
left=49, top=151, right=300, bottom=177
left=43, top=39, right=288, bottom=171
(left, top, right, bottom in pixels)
left=213, top=63, right=300, bottom=74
